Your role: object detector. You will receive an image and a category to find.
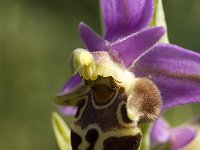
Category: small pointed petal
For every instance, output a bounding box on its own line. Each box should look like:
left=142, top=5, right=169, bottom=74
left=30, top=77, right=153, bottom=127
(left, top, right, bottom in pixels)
left=171, top=127, right=196, bottom=150
left=52, top=112, right=72, bottom=150
left=59, top=73, right=83, bottom=96
left=111, top=27, right=165, bottom=67
left=54, top=74, right=89, bottom=109
left=53, top=79, right=90, bottom=106
left=131, top=43, right=200, bottom=110
left=100, top=0, right=154, bottom=42
left=79, top=22, right=109, bottom=52
left=54, top=74, right=89, bottom=107
left=151, top=117, right=170, bottom=143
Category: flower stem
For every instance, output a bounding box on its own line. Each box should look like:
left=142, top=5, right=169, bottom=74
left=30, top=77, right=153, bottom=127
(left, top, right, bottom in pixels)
left=98, top=0, right=105, bottom=36
left=140, top=123, right=152, bottom=150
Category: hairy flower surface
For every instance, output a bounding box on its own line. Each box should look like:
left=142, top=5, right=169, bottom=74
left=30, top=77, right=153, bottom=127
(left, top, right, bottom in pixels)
left=53, top=0, right=200, bottom=149
left=57, top=0, right=200, bottom=112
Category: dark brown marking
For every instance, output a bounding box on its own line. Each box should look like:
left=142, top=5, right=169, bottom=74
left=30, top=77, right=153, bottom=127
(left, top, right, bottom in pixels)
left=85, top=129, right=99, bottom=150
left=103, top=134, right=142, bottom=150
left=121, top=104, right=132, bottom=124
left=75, top=76, right=132, bottom=132
left=71, top=130, right=82, bottom=150
left=92, top=84, right=115, bottom=106
left=75, top=87, right=128, bottom=132
left=75, top=99, right=86, bottom=118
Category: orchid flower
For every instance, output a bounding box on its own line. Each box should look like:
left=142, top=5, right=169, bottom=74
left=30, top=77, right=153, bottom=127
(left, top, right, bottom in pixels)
left=150, top=117, right=200, bottom=150
left=52, top=0, right=200, bottom=149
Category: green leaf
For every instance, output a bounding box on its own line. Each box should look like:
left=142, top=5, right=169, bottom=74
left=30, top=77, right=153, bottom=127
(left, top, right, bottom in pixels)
left=52, top=112, right=72, bottom=150
left=151, top=0, right=169, bottom=43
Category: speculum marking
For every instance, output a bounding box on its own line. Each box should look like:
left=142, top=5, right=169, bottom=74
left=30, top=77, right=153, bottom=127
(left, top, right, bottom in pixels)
left=92, top=84, right=116, bottom=106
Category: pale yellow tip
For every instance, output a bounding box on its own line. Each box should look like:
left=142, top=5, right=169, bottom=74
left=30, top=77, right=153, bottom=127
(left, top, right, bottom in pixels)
left=70, top=48, right=97, bottom=80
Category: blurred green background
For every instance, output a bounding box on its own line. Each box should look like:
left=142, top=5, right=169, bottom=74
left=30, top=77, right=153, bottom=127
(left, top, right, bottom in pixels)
left=0, top=0, right=200, bottom=149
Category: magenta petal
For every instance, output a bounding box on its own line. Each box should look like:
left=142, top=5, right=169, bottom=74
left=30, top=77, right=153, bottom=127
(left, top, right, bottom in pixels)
left=79, top=22, right=109, bottom=52
left=151, top=117, right=170, bottom=143
left=132, top=43, right=200, bottom=110
left=59, top=73, right=83, bottom=96
left=59, top=106, right=77, bottom=116
left=111, top=27, right=165, bottom=67
left=171, top=127, right=196, bottom=150
left=100, top=0, right=154, bottom=42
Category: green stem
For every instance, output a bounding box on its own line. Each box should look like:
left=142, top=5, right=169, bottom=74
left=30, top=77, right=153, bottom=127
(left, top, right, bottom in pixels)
left=98, top=0, right=105, bottom=36
left=140, top=123, right=152, bottom=150
left=151, top=0, right=169, bottom=43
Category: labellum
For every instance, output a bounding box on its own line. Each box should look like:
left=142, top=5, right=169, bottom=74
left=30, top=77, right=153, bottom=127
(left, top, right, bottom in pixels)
left=54, top=50, right=162, bottom=150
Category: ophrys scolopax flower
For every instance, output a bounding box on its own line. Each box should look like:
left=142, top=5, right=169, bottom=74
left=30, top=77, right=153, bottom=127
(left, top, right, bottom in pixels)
left=52, top=0, right=200, bottom=149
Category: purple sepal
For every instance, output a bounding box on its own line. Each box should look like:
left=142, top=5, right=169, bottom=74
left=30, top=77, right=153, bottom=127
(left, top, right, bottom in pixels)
left=171, top=127, right=196, bottom=150
left=100, top=0, right=154, bottom=42
left=59, top=106, right=78, bottom=116
left=132, top=43, right=200, bottom=110
left=111, top=27, right=165, bottom=67
left=151, top=117, right=170, bottom=143
left=79, top=22, right=109, bottom=52
left=59, top=73, right=83, bottom=96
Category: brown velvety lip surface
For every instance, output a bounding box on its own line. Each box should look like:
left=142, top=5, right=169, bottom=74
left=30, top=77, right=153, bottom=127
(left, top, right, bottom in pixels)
left=92, top=84, right=116, bottom=106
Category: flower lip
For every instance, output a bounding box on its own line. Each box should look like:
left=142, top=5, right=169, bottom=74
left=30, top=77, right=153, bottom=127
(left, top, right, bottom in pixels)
left=86, top=76, right=117, bottom=106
